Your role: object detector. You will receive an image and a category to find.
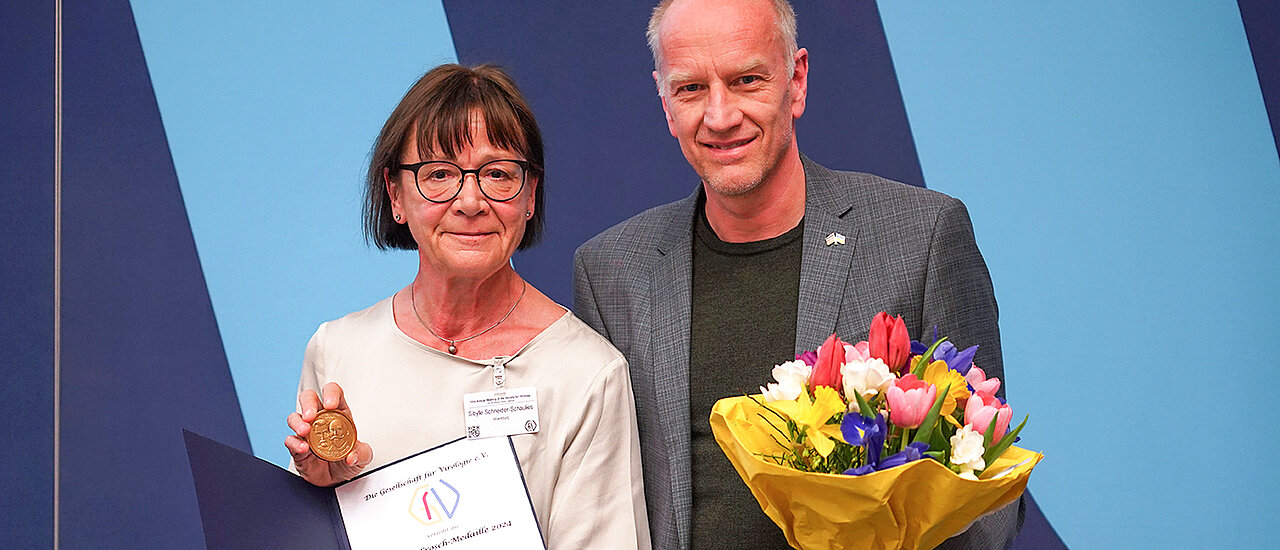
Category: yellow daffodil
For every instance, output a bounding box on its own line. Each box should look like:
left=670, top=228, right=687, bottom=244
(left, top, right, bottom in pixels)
left=769, top=385, right=846, bottom=457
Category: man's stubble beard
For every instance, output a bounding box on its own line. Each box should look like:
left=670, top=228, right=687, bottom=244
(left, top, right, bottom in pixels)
left=700, top=123, right=793, bottom=199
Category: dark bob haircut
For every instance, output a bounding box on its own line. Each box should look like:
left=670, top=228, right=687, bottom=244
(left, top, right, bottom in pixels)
left=364, top=64, right=545, bottom=251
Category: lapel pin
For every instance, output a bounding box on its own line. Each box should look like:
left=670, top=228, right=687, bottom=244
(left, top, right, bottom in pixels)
left=825, top=232, right=846, bottom=246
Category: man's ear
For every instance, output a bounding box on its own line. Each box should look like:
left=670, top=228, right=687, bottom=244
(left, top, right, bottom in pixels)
left=655, top=70, right=677, bottom=137
left=790, top=48, right=809, bottom=120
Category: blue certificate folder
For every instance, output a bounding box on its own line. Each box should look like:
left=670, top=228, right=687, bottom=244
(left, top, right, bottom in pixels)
left=183, top=430, right=351, bottom=550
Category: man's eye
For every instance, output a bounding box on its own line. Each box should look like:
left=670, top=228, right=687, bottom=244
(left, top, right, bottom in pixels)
left=679, top=83, right=701, bottom=93
left=740, top=75, right=760, bottom=84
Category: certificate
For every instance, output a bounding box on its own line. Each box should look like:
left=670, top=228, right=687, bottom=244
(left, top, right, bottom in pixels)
left=182, top=430, right=544, bottom=550
left=336, top=436, right=544, bottom=549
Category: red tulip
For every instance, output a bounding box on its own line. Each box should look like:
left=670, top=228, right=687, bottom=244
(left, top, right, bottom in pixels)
left=869, top=312, right=911, bottom=372
left=810, top=333, right=846, bottom=393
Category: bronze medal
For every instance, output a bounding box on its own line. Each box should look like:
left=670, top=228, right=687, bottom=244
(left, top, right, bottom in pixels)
left=307, top=409, right=357, bottom=462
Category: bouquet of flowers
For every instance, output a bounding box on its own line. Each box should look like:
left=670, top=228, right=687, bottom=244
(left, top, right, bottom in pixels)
left=709, top=312, right=1041, bottom=549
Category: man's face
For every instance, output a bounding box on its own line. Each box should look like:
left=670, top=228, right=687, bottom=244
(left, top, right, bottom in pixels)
left=654, top=0, right=807, bottom=197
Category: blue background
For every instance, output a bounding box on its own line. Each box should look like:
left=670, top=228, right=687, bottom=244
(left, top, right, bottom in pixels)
left=5, top=1, right=1278, bottom=548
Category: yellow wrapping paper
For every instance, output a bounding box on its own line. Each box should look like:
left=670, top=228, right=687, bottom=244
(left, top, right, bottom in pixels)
left=710, top=395, right=1042, bottom=550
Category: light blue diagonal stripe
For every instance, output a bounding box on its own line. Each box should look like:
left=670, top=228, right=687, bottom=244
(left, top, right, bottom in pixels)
left=882, top=2, right=1280, bottom=548
left=131, top=0, right=455, bottom=467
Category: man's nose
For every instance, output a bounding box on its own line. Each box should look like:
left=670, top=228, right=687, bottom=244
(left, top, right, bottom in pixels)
left=702, top=85, right=743, bottom=131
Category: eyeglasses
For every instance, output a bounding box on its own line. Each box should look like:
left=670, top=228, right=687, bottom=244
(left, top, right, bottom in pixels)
left=395, top=159, right=530, bottom=203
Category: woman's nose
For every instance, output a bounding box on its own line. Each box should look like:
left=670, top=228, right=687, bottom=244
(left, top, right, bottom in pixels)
left=452, top=173, right=489, bottom=215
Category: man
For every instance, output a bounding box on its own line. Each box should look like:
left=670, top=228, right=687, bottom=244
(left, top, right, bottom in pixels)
left=573, top=0, right=1020, bottom=548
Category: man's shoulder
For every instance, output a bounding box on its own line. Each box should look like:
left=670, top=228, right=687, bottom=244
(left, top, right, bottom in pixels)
left=805, top=159, right=962, bottom=214
left=575, top=193, right=696, bottom=261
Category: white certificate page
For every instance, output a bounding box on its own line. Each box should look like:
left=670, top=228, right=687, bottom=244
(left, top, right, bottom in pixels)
left=335, top=436, right=544, bottom=550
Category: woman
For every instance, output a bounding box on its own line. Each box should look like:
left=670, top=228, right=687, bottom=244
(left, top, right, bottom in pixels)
left=283, top=64, right=649, bottom=548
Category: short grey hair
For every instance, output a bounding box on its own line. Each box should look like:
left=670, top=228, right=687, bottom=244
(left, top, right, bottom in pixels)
left=647, top=0, right=798, bottom=93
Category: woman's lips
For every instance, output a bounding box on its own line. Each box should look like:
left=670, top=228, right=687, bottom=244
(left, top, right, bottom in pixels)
left=444, top=231, right=497, bottom=243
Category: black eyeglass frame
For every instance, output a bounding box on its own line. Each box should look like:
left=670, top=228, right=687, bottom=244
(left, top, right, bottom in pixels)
left=395, top=159, right=532, bottom=203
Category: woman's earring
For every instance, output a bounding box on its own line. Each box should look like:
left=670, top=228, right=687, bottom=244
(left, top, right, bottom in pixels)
left=525, top=211, right=532, bottom=219
left=394, top=214, right=402, bottom=222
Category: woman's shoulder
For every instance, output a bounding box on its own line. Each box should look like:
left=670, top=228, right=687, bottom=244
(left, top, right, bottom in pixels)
left=309, top=295, right=396, bottom=346
left=530, top=310, right=628, bottom=373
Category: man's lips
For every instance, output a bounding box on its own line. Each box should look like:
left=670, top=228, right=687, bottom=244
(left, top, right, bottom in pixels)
left=700, top=136, right=755, bottom=150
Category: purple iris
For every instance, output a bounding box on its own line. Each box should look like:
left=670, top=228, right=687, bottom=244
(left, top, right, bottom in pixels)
left=909, top=326, right=942, bottom=356
left=841, top=411, right=932, bottom=476
left=933, top=341, right=979, bottom=376
left=844, top=464, right=877, bottom=476
left=795, top=350, right=818, bottom=366
left=878, top=442, right=931, bottom=470
left=842, top=413, right=893, bottom=476
left=909, top=328, right=978, bottom=375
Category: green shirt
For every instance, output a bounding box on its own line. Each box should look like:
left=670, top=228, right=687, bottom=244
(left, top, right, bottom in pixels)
left=689, top=200, right=803, bottom=549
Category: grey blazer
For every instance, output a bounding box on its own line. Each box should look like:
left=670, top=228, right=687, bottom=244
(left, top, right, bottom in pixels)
left=573, top=156, right=1020, bottom=549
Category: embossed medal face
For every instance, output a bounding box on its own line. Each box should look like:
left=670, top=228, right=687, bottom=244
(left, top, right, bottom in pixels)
left=308, top=409, right=357, bottom=462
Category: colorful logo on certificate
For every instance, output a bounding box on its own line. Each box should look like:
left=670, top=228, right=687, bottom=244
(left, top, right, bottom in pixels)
left=409, top=480, right=461, bottom=526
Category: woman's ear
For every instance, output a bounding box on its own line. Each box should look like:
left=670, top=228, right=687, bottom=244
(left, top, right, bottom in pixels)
left=524, top=174, right=537, bottom=218
left=385, top=167, right=404, bottom=222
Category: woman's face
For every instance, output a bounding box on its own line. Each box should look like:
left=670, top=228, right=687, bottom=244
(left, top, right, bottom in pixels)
left=388, top=116, right=536, bottom=281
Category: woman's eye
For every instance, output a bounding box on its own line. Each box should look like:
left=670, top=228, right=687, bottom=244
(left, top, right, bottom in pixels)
left=485, top=169, right=512, bottom=180
left=428, top=170, right=452, bottom=180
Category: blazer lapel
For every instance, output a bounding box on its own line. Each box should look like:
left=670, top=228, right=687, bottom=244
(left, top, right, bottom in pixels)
left=796, top=156, right=861, bottom=352
left=649, top=192, right=697, bottom=548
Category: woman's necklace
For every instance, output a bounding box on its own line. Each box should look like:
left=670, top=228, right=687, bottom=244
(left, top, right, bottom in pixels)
left=409, top=280, right=527, bottom=355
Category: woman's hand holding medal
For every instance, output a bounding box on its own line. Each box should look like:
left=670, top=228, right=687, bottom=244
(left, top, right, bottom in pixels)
left=285, top=382, right=374, bottom=487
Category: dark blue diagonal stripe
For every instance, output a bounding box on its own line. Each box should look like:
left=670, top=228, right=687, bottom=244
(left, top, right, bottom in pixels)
left=1239, top=0, right=1280, bottom=162
left=54, top=1, right=251, bottom=547
left=1, top=1, right=56, bottom=547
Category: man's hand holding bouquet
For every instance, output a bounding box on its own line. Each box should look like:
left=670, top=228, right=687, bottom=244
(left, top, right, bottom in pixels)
left=710, top=313, right=1041, bottom=549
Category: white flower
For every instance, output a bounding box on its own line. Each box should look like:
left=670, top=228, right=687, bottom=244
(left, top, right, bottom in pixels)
left=760, top=360, right=812, bottom=402
left=840, top=357, right=894, bottom=405
left=949, top=425, right=987, bottom=478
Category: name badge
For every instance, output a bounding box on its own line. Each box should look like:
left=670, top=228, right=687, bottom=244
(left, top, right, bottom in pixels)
left=463, top=387, right=540, bottom=440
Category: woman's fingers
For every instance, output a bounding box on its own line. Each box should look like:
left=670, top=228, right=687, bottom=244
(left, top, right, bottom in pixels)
left=285, top=434, right=310, bottom=457
left=347, top=441, right=373, bottom=469
left=286, top=412, right=311, bottom=437
left=321, top=382, right=348, bottom=412
left=298, top=389, right=321, bottom=422
left=291, top=383, right=364, bottom=487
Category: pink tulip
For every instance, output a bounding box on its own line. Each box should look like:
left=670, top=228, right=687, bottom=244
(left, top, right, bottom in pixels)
left=885, top=374, right=937, bottom=429
left=869, top=312, right=911, bottom=372
left=810, top=333, right=846, bottom=393
left=964, top=393, right=1013, bottom=441
left=845, top=340, right=871, bottom=362
left=965, top=366, right=1001, bottom=400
